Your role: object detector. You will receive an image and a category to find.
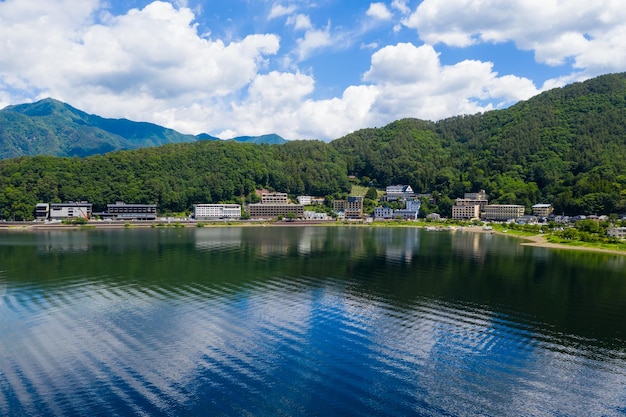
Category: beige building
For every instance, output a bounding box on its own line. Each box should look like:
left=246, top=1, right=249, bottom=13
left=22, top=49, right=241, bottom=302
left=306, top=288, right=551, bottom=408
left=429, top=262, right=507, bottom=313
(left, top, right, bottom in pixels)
left=607, top=227, right=626, bottom=239
left=261, top=192, right=288, bottom=204
left=248, top=203, right=304, bottom=218
left=452, top=204, right=481, bottom=220
left=532, top=204, right=554, bottom=217
left=483, top=204, right=525, bottom=221
left=333, top=196, right=364, bottom=219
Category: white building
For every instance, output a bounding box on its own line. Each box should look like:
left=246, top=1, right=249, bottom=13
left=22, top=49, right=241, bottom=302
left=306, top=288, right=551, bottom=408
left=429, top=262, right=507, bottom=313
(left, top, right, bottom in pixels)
left=385, top=185, right=414, bottom=201
left=374, top=207, right=394, bottom=219
left=49, top=202, right=92, bottom=220
left=607, top=227, right=626, bottom=239
left=194, top=204, right=241, bottom=220
left=297, top=196, right=312, bottom=205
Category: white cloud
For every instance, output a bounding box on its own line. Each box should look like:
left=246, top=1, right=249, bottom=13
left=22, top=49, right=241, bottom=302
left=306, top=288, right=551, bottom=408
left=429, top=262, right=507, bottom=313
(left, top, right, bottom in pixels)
left=391, top=0, right=410, bottom=15
left=286, top=14, right=313, bottom=31
left=268, top=3, right=296, bottom=20
left=363, top=43, right=539, bottom=122
left=403, top=0, right=626, bottom=77
left=366, top=3, right=393, bottom=21
left=295, top=24, right=333, bottom=61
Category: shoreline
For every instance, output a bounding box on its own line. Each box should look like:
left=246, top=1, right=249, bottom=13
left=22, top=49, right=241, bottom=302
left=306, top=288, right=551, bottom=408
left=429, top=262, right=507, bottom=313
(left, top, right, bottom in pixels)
left=2, top=220, right=626, bottom=256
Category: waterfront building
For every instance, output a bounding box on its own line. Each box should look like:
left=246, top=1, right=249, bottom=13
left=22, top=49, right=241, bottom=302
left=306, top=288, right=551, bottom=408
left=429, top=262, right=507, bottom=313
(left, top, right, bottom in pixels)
left=49, top=202, right=93, bottom=220
left=194, top=204, right=241, bottom=220
left=608, top=227, right=626, bottom=239
left=374, top=207, right=394, bottom=219
left=35, top=203, right=49, bottom=220
left=104, top=202, right=157, bottom=220
left=248, top=203, right=304, bottom=218
left=333, top=196, right=363, bottom=219
left=483, top=204, right=525, bottom=221
left=452, top=204, right=480, bottom=220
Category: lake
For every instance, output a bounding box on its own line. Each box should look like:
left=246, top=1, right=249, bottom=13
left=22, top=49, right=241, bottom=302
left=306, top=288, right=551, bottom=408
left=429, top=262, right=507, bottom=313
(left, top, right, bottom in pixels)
left=0, top=226, right=625, bottom=416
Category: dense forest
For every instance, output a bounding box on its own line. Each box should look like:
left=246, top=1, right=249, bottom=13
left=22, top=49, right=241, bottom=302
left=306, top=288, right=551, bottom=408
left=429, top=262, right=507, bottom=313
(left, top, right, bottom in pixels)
left=0, top=72, right=625, bottom=220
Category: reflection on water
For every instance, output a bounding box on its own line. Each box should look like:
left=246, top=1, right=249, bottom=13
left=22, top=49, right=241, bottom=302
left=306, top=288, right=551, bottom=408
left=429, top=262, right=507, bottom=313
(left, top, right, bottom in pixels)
left=0, top=227, right=625, bottom=416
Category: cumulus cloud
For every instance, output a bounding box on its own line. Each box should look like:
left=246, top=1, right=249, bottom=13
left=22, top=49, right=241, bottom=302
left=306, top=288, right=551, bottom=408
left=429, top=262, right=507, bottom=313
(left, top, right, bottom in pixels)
left=366, top=3, right=393, bottom=21
left=1, top=0, right=622, bottom=142
left=403, top=0, right=626, bottom=77
left=363, top=43, right=539, bottom=122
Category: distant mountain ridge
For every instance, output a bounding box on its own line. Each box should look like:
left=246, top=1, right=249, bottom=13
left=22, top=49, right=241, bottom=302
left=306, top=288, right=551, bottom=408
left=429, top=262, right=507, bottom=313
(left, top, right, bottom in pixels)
left=0, top=98, right=287, bottom=158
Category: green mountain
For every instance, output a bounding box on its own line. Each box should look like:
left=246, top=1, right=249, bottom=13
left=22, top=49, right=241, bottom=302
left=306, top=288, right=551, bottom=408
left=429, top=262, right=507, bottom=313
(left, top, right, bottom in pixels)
left=330, top=72, right=626, bottom=215
left=0, top=73, right=625, bottom=220
left=0, top=98, right=287, bottom=158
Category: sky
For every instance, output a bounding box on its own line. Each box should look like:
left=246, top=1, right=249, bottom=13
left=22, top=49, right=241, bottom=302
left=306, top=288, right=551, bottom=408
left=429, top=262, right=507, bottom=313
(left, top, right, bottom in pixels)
left=1, top=0, right=626, bottom=141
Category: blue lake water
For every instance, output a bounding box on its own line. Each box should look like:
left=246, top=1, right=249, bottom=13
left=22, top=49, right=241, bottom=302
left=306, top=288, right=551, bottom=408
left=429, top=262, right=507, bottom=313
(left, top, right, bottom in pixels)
left=0, top=226, right=625, bottom=416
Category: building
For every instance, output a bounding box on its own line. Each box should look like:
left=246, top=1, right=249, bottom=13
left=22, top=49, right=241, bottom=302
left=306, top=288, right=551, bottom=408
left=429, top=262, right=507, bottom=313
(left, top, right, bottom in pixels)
left=452, top=204, right=480, bottom=220
left=394, top=209, right=419, bottom=220
left=451, top=189, right=489, bottom=220
left=483, top=204, right=525, bottom=221
left=297, top=196, right=312, bottom=205
left=104, top=202, right=157, bottom=220
left=261, top=192, right=288, bottom=204
left=532, top=204, right=554, bottom=218
left=333, top=196, right=363, bottom=219
left=385, top=185, right=414, bottom=201
left=608, top=227, right=626, bottom=239
left=49, top=202, right=93, bottom=220
left=248, top=203, right=304, bottom=218
left=304, top=211, right=331, bottom=220
left=374, top=207, right=394, bottom=219
left=194, top=204, right=241, bottom=220
left=35, top=203, right=50, bottom=220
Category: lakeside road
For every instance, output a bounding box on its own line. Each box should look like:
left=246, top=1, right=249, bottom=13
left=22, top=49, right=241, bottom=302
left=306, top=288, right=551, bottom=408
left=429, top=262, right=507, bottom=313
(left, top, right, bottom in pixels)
left=2, top=220, right=626, bottom=256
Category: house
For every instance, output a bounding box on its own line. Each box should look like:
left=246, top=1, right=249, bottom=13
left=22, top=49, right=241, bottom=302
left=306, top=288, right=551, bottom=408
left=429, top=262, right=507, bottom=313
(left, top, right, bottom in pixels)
left=35, top=203, right=50, bottom=220
left=194, top=204, right=241, bottom=220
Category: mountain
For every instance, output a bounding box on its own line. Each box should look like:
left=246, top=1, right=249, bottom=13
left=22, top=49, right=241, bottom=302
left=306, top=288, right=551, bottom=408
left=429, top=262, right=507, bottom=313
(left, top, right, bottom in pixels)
left=330, top=72, right=626, bottom=215
left=0, top=73, right=625, bottom=220
left=0, top=98, right=287, bottom=158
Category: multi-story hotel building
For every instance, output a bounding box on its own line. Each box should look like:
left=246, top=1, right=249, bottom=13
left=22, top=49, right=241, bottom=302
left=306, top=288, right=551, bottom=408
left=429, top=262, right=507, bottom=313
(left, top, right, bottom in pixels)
left=194, top=204, right=241, bottom=220
left=482, top=204, right=525, bottom=221
left=452, top=204, right=481, bottom=220
left=532, top=204, right=554, bottom=218
left=333, top=196, right=363, bottom=219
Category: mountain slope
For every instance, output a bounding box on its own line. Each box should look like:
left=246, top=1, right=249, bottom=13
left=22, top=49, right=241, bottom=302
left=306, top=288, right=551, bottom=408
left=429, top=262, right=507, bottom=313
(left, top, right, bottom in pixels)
left=0, top=98, right=197, bottom=158
left=0, top=98, right=288, bottom=158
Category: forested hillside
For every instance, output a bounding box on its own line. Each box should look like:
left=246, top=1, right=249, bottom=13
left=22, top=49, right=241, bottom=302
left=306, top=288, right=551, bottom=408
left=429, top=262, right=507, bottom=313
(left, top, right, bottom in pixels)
left=0, top=140, right=350, bottom=219
left=0, top=73, right=625, bottom=220
left=331, top=72, right=626, bottom=215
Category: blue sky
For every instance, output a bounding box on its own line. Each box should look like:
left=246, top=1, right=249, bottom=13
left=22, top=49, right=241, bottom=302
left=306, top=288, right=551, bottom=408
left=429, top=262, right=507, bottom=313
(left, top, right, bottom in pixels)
left=1, top=0, right=625, bottom=140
